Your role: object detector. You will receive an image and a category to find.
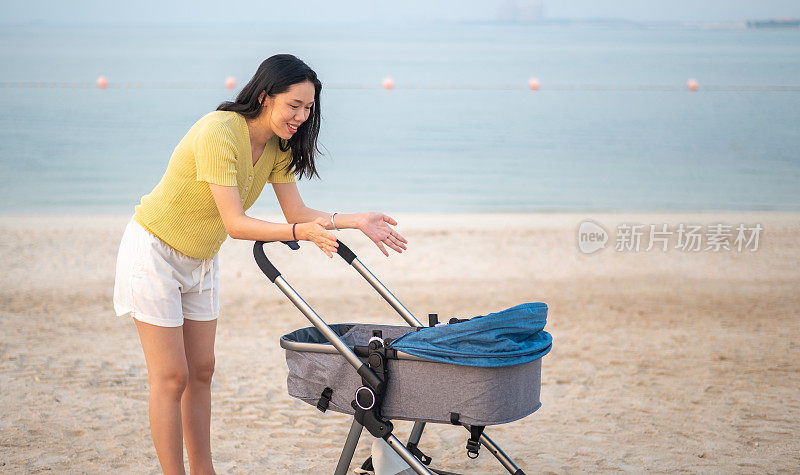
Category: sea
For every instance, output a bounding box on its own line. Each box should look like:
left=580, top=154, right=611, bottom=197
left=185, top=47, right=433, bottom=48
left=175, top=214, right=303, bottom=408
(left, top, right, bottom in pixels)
left=1, top=22, right=798, bottom=214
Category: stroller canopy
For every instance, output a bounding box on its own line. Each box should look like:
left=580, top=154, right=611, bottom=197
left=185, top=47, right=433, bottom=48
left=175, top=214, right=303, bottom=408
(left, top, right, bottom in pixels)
left=387, top=302, right=552, bottom=368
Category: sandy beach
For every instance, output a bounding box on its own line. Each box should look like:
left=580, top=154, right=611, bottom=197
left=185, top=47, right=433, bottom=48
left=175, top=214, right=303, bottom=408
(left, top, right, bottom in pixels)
left=1, top=211, right=799, bottom=473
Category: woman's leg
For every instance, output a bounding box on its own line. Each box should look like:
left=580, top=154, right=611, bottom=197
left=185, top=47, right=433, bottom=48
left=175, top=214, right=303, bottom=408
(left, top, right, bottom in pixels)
left=181, top=319, right=217, bottom=475
left=135, top=318, right=189, bottom=475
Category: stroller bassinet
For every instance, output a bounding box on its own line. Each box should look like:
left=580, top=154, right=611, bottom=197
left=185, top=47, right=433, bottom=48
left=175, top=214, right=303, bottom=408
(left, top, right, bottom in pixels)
left=282, top=322, right=544, bottom=426
left=255, top=240, right=551, bottom=474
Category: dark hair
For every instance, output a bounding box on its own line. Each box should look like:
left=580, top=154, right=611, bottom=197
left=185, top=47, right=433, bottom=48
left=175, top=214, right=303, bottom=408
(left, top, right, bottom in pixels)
left=217, top=54, right=322, bottom=180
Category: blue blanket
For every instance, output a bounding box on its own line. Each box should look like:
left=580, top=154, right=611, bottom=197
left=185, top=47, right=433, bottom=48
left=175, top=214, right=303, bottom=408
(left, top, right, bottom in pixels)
left=387, top=303, right=552, bottom=367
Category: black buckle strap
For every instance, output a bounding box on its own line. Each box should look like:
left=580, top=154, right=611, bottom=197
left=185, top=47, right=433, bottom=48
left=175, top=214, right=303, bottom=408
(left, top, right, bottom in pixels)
left=466, top=425, right=485, bottom=459
left=316, top=387, right=333, bottom=412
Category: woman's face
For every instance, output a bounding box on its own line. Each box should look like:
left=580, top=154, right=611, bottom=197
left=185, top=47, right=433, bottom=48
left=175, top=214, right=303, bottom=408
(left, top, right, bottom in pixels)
left=261, top=80, right=316, bottom=140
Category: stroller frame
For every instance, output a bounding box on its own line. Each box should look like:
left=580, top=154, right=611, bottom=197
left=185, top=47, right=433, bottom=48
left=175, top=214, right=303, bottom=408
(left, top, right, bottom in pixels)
left=254, top=239, right=528, bottom=475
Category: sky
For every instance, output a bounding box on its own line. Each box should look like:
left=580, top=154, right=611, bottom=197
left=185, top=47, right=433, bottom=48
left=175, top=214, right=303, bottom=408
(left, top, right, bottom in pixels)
left=2, top=0, right=800, bottom=24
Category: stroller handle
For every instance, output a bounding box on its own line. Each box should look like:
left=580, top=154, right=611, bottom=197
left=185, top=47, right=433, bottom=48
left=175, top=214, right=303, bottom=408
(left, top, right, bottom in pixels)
left=253, top=240, right=384, bottom=391
left=254, top=239, right=423, bottom=328
left=252, top=239, right=353, bottom=281
left=253, top=240, right=299, bottom=282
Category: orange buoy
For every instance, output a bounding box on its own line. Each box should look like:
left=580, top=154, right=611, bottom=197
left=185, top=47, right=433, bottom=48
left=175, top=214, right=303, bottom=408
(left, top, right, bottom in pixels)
left=382, top=77, right=394, bottom=90
left=528, top=77, right=540, bottom=91
left=225, top=76, right=236, bottom=90
left=96, top=76, right=108, bottom=89
left=687, top=78, right=699, bottom=92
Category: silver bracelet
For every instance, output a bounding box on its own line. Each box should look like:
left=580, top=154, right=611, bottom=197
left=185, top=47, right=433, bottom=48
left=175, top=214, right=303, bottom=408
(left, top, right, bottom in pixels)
left=331, top=212, right=340, bottom=231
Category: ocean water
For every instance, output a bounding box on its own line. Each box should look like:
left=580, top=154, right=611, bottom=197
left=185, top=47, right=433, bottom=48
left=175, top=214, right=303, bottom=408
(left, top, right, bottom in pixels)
left=0, top=23, right=798, bottom=214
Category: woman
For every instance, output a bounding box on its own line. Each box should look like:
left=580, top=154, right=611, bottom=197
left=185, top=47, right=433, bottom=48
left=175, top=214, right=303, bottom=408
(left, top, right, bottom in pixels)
left=113, top=54, right=407, bottom=474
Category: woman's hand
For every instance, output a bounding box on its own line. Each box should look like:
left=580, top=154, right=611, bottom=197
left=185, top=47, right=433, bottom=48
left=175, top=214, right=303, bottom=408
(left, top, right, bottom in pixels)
left=297, top=217, right=339, bottom=258
left=358, top=212, right=408, bottom=256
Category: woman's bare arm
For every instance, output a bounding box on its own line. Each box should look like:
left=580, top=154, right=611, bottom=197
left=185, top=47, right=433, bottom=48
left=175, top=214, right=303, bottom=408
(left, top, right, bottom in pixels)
left=208, top=183, right=338, bottom=257
left=272, top=182, right=408, bottom=256
left=272, top=182, right=364, bottom=229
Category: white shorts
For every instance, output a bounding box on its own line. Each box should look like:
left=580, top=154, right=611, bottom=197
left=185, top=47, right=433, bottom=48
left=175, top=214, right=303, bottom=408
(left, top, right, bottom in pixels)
left=113, top=218, right=220, bottom=327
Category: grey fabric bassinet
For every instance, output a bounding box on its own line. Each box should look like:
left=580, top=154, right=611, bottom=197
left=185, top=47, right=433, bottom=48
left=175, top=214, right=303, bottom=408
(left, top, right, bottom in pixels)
left=280, top=323, right=542, bottom=426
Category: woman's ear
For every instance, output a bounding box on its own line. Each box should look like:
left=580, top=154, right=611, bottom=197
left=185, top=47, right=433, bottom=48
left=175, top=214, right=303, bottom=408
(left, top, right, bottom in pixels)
left=258, top=91, right=273, bottom=113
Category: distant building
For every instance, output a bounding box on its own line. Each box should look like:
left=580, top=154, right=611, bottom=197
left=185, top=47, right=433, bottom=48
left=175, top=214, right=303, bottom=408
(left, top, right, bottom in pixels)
left=746, top=19, right=800, bottom=29
left=497, top=0, right=544, bottom=23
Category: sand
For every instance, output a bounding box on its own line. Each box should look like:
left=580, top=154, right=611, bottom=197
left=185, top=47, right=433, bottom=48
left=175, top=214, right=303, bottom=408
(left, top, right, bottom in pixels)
left=1, top=212, right=799, bottom=473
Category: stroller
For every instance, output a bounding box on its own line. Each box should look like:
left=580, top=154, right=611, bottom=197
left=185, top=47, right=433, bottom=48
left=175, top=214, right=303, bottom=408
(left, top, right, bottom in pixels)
left=254, top=239, right=552, bottom=474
